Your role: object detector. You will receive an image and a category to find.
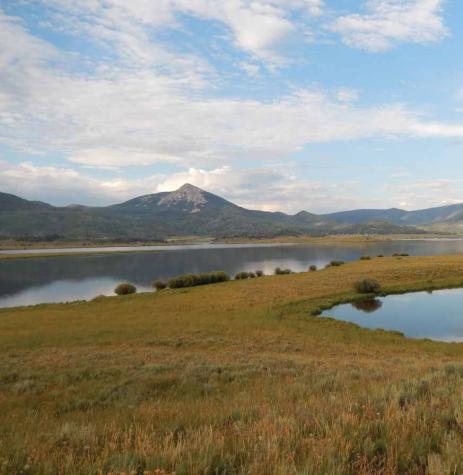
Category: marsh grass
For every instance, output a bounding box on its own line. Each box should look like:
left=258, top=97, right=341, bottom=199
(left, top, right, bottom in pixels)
left=3, top=255, right=463, bottom=473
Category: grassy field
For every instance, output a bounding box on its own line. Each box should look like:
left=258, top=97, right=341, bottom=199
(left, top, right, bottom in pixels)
left=3, top=256, right=463, bottom=474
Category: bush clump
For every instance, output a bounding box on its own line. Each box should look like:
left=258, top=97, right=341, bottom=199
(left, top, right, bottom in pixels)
left=360, top=256, right=371, bottom=260
left=168, top=271, right=229, bottom=288
left=274, top=267, right=292, bottom=275
left=354, top=278, right=381, bottom=294
left=200, top=271, right=229, bottom=284
left=153, top=280, right=167, bottom=290
left=325, top=260, right=345, bottom=269
left=392, top=253, right=410, bottom=257
left=309, top=264, right=317, bottom=272
left=235, top=271, right=250, bottom=280
left=114, top=283, right=137, bottom=295
left=255, top=270, right=264, bottom=277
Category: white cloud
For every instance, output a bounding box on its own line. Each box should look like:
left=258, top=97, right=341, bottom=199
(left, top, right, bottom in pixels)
left=69, top=149, right=182, bottom=167
left=0, top=160, right=365, bottom=213
left=38, top=0, right=324, bottom=64
left=1, top=6, right=463, bottom=171
left=410, top=122, right=463, bottom=138
left=335, top=88, right=359, bottom=103
left=3, top=160, right=463, bottom=213
left=0, top=161, right=160, bottom=206
left=237, top=61, right=261, bottom=77
left=330, top=0, right=448, bottom=52
left=386, top=179, right=463, bottom=209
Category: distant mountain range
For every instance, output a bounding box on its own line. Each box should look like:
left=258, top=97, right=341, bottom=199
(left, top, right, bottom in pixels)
left=2, top=183, right=461, bottom=241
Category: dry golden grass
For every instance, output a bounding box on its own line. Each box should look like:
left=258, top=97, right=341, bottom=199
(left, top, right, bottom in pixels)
left=3, top=256, right=463, bottom=474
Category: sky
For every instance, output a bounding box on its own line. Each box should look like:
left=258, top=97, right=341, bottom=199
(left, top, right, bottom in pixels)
left=1, top=0, right=463, bottom=214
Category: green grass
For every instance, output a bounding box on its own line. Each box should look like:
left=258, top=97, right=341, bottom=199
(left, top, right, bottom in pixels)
left=3, top=256, right=463, bottom=473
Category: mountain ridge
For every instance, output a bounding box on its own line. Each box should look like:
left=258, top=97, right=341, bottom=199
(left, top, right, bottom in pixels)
left=2, top=184, right=457, bottom=241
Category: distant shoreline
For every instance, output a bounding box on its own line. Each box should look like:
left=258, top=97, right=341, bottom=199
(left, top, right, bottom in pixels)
left=1, top=234, right=462, bottom=260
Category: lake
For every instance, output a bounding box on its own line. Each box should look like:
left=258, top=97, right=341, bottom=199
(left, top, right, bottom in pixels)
left=2, top=239, right=463, bottom=308
left=321, top=288, right=463, bottom=342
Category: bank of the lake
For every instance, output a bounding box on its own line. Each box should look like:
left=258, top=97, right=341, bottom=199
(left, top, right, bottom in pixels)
left=0, top=233, right=458, bottom=256
left=3, top=255, right=463, bottom=473
left=5, top=238, right=463, bottom=308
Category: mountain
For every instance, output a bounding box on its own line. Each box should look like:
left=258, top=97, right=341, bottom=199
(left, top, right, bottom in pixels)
left=0, top=192, right=51, bottom=212
left=0, top=184, right=426, bottom=241
left=323, top=203, right=463, bottom=226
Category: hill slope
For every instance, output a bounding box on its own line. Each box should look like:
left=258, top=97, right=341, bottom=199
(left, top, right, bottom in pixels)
left=324, top=203, right=463, bottom=226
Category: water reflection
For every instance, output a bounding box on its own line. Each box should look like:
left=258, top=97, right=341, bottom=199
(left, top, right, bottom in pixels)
left=351, top=298, right=383, bottom=313
left=322, top=288, right=463, bottom=342
left=4, top=239, right=463, bottom=307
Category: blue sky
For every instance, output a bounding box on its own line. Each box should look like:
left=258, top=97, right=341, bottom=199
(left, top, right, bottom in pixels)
left=1, top=0, right=463, bottom=213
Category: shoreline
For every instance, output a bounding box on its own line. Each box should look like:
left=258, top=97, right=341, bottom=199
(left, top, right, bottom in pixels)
left=3, top=255, right=463, bottom=472
left=1, top=234, right=461, bottom=260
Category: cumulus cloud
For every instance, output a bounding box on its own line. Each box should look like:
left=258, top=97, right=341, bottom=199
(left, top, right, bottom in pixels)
left=1, top=5, right=461, bottom=170
left=0, top=160, right=166, bottom=206
left=2, top=14, right=463, bottom=171
left=3, top=160, right=462, bottom=213
left=335, top=88, right=359, bottom=103
left=386, top=179, right=463, bottom=209
left=37, top=0, right=324, bottom=64
left=0, top=3, right=461, bottom=212
left=330, top=0, right=448, bottom=52
left=0, top=161, right=365, bottom=213
left=68, top=149, right=182, bottom=168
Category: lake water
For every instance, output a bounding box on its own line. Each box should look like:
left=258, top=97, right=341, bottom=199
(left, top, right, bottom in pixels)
left=2, top=239, right=463, bottom=308
left=321, top=288, right=463, bottom=342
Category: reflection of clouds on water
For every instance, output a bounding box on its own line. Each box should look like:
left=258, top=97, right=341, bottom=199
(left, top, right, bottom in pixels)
left=429, top=288, right=463, bottom=296
left=324, top=288, right=463, bottom=342
left=5, top=240, right=463, bottom=307
left=1, top=244, right=364, bottom=306
left=0, top=278, right=152, bottom=308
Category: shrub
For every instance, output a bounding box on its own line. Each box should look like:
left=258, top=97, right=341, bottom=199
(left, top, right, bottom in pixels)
left=153, top=280, right=167, bottom=290
left=168, top=273, right=199, bottom=288
left=208, top=271, right=229, bottom=283
left=114, top=283, right=136, bottom=295
left=354, top=278, right=381, bottom=294
left=235, top=271, right=250, bottom=280
left=274, top=267, right=292, bottom=275
left=248, top=272, right=256, bottom=278
left=168, top=271, right=229, bottom=288
left=377, top=254, right=384, bottom=258
left=393, top=253, right=410, bottom=257
left=198, top=272, right=213, bottom=284
left=309, top=265, right=317, bottom=272
left=360, top=256, right=371, bottom=260
left=327, top=260, right=344, bottom=267
left=255, top=270, right=264, bottom=277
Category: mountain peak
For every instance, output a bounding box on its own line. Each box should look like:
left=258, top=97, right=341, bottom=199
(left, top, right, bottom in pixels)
left=177, top=183, right=202, bottom=192
left=158, top=183, right=207, bottom=212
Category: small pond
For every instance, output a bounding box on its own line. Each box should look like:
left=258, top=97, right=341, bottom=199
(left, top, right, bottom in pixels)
left=321, top=288, right=463, bottom=342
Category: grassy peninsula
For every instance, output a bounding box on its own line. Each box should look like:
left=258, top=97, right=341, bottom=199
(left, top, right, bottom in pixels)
left=3, top=256, right=463, bottom=474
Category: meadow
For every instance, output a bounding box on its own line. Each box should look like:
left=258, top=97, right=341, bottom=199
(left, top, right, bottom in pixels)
left=3, top=256, right=463, bottom=474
